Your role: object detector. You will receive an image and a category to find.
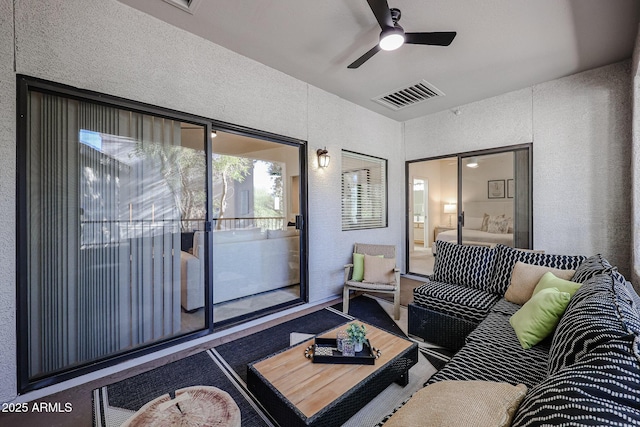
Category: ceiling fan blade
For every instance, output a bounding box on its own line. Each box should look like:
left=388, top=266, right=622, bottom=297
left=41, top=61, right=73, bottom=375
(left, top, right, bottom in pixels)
left=366, top=0, right=393, bottom=29
left=405, top=32, right=457, bottom=46
left=347, top=44, right=381, bottom=69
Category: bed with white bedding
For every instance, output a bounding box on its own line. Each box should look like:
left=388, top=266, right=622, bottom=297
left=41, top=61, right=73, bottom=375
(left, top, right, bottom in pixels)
left=434, top=200, right=514, bottom=251
left=436, top=227, right=514, bottom=247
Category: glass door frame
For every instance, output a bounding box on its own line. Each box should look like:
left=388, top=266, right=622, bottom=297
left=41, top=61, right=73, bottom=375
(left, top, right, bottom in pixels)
left=16, top=75, right=308, bottom=393
left=208, top=121, right=309, bottom=330
left=457, top=144, right=532, bottom=249
left=405, top=143, right=532, bottom=277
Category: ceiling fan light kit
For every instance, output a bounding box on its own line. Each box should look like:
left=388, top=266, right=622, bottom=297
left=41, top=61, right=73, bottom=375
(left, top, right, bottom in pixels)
left=348, top=0, right=457, bottom=69
left=379, top=27, right=405, bottom=51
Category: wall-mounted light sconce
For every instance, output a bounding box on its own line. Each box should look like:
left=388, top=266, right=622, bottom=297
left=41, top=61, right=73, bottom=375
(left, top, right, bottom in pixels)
left=317, top=147, right=330, bottom=168
left=211, top=130, right=217, bottom=139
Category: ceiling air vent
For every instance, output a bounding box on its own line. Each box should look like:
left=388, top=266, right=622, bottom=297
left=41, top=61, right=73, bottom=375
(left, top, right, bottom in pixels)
left=373, top=80, right=444, bottom=111
left=162, top=0, right=202, bottom=14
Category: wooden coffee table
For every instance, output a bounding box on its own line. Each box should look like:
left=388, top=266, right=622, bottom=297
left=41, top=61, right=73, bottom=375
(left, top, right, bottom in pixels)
left=247, top=321, right=418, bottom=427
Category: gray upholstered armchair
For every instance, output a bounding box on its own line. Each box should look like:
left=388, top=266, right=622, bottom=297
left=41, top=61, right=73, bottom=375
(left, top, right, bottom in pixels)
left=343, top=243, right=401, bottom=320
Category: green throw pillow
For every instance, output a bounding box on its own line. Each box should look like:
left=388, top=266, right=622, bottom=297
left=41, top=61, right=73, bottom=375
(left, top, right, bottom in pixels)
left=351, top=253, right=383, bottom=282
left=352, top=253, right=365, bottom=281
left=532, top=271, right=581, bottom=298
left=509, top=287, right=571, bottom=349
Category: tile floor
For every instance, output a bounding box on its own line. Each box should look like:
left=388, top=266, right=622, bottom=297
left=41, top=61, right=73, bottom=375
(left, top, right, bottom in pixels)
left=408, top=246, right=435, bottom=276
left=180, top=285, right=301, bottom=334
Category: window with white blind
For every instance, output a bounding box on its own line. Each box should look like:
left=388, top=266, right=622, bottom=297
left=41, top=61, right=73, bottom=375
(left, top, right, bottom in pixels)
left=341, top=151, right=387, bottom=230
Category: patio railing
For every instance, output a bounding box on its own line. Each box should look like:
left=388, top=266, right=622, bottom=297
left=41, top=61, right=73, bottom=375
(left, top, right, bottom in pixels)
left=80, top=216, right=287, bottom=245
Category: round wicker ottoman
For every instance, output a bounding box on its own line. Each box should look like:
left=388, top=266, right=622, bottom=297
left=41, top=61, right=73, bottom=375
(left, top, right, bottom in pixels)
left=121, top=385, right=241, bottom=427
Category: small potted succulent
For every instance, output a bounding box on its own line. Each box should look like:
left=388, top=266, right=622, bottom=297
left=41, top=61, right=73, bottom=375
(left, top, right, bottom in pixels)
left=346, top=323, right=367, bottom=352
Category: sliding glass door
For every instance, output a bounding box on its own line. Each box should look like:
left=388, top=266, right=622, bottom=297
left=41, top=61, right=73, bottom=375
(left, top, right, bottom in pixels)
left=460, top=152, right=515, bottom=248
left=184, top=130, right=305, bottom=325
left=17, top=77, right=307, bottom=392
left=460, top=148, right=531, bottom=249
left=406, top=145, right=531, bottom=276
left=21, top=90, right=207, bottom=383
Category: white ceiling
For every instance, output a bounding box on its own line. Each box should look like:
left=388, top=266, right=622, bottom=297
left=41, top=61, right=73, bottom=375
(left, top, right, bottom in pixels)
left=118, top=0, right=640, bottom=122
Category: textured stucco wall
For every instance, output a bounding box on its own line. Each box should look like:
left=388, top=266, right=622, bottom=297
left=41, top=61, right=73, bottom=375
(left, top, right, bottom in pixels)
left=533, top=62, right=631, bottom=273
left=0, top=0, right=402, bottom=401
left=632, top=24, right=640, bottom=288
left=404, top=88, right=533, bottom=160
left=405, top=61, right=632, bottom=279
left=0, top=0, right=17, bottom=404
left=13, top=0, right=309, bottom=141
left=307, top=86, right=403, bottom=302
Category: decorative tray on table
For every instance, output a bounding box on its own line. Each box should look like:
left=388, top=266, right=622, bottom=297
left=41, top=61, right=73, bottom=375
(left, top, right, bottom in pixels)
left=304, top=338, right=380, bottom=365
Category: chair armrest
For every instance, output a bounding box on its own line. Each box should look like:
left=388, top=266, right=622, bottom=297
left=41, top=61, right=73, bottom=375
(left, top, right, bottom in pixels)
left=180, top=250, right=198, bottom=266
left=344, top=264, right=354, bottom=283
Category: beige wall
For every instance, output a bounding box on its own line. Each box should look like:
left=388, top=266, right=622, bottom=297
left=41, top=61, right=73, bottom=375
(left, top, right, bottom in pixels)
left=409, top=160, right=442, bottom=248
left=462, top=153, right=514, bottom=204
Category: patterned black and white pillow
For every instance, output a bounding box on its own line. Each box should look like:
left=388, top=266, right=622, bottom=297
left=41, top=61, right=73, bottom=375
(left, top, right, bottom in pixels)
left=490, top=244, right=586, bottom=296
left=513, top=339, right=640, bottom=427
left=612, top=270, right=640, bottom=342
left=571, top=253, right=613, bottom=283
left=431, top=241, right=497, bottom=291
left=547, top=273, right=630, bottom=375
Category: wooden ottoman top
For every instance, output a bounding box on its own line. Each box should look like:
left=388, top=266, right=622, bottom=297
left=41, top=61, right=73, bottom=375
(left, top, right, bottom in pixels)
left=251, top=322, right=414, bottom=419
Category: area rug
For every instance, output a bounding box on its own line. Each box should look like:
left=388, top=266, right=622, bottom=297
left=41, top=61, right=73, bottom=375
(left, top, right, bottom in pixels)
left=215, top=295, right=406, bottom=383
left=93, top=296, right=439, bottom=426
left=331, top=295, right=406, bottom=337
left=92, top=350, right=273, bottom=427
left=214, top=295, right=437, bottom=426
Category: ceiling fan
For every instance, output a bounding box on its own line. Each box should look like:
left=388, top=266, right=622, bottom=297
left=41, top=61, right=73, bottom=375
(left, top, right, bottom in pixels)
left=348, top=0, right=457, bottom=69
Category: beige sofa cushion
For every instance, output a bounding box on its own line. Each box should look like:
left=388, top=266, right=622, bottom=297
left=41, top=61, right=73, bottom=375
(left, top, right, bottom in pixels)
left=385, top=380, right=527, bottom=427
left=505, top=261, right=575, bottom=305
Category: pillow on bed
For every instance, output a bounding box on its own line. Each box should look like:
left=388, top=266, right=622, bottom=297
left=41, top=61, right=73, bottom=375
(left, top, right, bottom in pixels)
left=465, top=216, right=484, bottom=230
left=481, top=213, right=490, bottom=231
left=488, top=214, right=509, bottom=234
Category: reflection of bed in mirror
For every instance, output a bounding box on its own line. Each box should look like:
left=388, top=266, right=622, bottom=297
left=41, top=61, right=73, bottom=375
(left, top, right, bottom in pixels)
left=435, top=201, right=514, bottom=252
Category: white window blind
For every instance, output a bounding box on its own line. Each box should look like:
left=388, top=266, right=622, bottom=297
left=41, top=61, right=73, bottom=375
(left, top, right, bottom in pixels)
left=341, top=151, right=387, bottom=230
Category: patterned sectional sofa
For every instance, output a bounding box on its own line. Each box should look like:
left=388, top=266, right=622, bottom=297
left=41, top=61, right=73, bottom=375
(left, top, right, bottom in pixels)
left=409, top=241, right=586, bottom=350
left=407, top=241, right=640, bottom=425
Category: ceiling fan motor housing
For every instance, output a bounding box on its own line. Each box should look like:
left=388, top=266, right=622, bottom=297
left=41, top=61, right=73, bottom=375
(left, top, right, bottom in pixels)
left=390, top=8, right=401, bottom=23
